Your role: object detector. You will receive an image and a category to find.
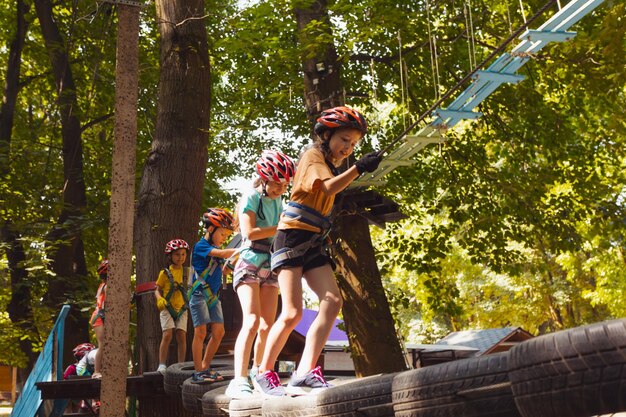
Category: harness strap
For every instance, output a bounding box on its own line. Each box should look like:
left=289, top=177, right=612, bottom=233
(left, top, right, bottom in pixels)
left=91, top=283, right=106, bottom=325
left=283, top=202, right=332, bottom=235
left=248, top=238, right=272, bottom=254
left=162, top=268, right=189, bottom=320
left=271, top=235, right=325, bottom=270
left=188, top=263, right=220, bottom=309
left=90, top=309, right=105, bottom=325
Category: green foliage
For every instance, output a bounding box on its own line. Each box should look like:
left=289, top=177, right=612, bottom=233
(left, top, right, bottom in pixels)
left=0, top=0, right=624, bottom=365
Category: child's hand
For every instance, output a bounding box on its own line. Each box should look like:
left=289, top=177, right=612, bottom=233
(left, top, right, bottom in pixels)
left=156, top=298, right=167, bottom=311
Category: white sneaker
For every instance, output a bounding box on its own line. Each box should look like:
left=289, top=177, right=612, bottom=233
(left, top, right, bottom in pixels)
left=156, top=364, right=167, bottom=374
left=225, top=376, right=254, bottom=399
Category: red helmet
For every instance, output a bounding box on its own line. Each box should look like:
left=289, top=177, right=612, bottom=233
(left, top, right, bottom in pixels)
left=72, top=343, right=96, bottom=360
left=164, top=239, right=190, bottom=254
left=202, top=208, right=235, bottom=231
left=256, top=150, right=296, bottom=183
left=314, top=106, right=368, bottom=136
left=97, top=259, right=109, bottom=276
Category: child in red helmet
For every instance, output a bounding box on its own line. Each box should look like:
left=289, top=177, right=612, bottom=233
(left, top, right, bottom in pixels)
left=88, top=259, right=109, bottom=379
left=226, top=150, right=296, bottom=399
left=254, top=106, right=381, bottom=396
left=189, top=208, right=237, bottom=383
left=155, top=239, right=191, bottom=374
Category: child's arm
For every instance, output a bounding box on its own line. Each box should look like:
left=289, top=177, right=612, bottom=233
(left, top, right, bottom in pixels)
left=317, top=166, right=360, bottom=196
left=240, top=211, right=277, bottom=240
left=208, top=247, right=237, bottom=259
left=318, top=152, right=381, bottom=195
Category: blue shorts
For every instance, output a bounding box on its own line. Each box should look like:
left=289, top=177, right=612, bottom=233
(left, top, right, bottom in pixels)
left=189, top=292, right=224, bottom=327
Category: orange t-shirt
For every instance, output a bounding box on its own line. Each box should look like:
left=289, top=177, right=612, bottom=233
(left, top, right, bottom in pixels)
left=278, top=148, right=334, bottom=233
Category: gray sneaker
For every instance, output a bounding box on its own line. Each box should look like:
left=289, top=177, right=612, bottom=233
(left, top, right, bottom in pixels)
left=285, top=366, right=331, bottom=395
left=254, top=370, right=286, bottom=397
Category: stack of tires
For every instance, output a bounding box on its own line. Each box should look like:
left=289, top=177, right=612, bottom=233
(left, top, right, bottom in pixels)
left=161, top=319, right=626, bottom=417
left=392, top=318, right=626, bottom=417
left=164, top=356, right=234, bottom=416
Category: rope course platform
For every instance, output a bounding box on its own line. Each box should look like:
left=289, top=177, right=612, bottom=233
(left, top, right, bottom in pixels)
left=351, top=0, right=605, bottom=190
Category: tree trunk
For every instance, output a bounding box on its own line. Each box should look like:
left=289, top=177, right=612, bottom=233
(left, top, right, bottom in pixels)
left=294, top=0, right=406, bottom=377
left=294, top=0, right=343, bottom=124
left=34, top=0, right=89, bottom=360
left=330, top=215, right=407, bottom=375
left=134, top=0, right=211, bottom=382
left=0, top=0, right=39, bottom=388
left=99, top=4, right=140, bottom=417
left=0, top=0, right=27, bottom=176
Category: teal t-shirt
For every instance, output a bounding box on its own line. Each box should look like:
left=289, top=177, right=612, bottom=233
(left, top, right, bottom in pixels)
left=238, top=189, right=282, bottom=267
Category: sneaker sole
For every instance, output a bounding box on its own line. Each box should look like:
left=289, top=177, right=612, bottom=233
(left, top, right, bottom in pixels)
left=285, top=385, right=327, bottom=396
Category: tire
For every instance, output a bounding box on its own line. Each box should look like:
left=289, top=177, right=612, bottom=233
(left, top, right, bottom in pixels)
left=182, top=378, right=229, bottom=414
left=508, top=318, right=626, bottom=417
left=317, top=373, right=396, bottom=417
left=262, top=395, right=318, bottom=417
left=229, top=395, right=264, bottom=417
left=201, top=384, right=231, bottom=417
left=164, top=357, right=234, bottom=396
left=392, top=352, right=520, bottom=417
left=164, top=361, right=196, bottom=396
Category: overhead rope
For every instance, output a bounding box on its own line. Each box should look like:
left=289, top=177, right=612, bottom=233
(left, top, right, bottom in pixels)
left=377, top=0, right=557, bottom=157
left=398, top=31, right=407, bottom=128
left=464, top=1, right=477, bottom=71
left=425, top=0, right=441, bottom=100
left=518, top=0, right=528, bottom=23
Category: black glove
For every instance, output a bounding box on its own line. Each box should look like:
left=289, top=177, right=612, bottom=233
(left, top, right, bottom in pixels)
left=354, top=151, right=382, bottom=174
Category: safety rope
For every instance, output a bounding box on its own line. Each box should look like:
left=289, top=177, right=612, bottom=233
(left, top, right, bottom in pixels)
left=425, top=0, right=441, bottom=100
left=398, top=31, right=407, bottom=128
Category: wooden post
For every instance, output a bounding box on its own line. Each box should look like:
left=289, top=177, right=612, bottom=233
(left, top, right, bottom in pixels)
left=11, top=366, right=17, bottom=405
left=100, top=2, right=140, bottom=417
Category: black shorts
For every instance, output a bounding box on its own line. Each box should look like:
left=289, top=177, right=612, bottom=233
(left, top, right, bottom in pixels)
left=271, top=229, right=331, bottom=272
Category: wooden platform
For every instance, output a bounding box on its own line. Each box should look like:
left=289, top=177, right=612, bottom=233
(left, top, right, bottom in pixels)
left=36, top=372, right=164, bottom=400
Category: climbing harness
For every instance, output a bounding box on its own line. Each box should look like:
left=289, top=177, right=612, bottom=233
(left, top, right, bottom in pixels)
left=271, top=202, right=333, bottom=270
left=188, top=260, right=222, bottom=310
left=161, top=268, right=189, bottom=320
left=90, top=282, right=106, bottom=325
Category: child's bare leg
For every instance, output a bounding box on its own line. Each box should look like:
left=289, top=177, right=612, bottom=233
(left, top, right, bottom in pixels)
left=298, top=264, right=342, bottom=375
left=253, top=285, right=279, bottom=368
left=201, top=322, right=224, bottom=369
left=192, top=325, right=207, bottom=371
left=258, top=266, right=303, bottom=373
left=159, top=329, right=173, bottom=364
left=175, top=329, right=186, bottom=362
left=94, top=325, right=105, bottom=374
left=233, top=283, right=260, bottom=377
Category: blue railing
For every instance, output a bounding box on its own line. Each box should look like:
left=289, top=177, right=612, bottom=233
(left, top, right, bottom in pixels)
left=10, top=304, right=70, bottom=417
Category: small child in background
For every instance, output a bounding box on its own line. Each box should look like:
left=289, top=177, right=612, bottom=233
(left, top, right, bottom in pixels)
left=64, top=343, right=96, bottom=413
left=155, top=239, right=190, bottom=374
left=226, top=150, right=296, bottom=399
left=64, top=343, right=96, bottom=379
left=88, top=259, right=108, bottom=379
left=189, top=208, right=237, bottom=383
left=76, top=347, right=99, bottom=376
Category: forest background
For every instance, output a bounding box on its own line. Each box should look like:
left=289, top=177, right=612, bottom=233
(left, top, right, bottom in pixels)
left=0, top=0, right=624, bottom=383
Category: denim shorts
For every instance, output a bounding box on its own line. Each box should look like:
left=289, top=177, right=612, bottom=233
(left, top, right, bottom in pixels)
left=189, top=292, right=224, bottom=327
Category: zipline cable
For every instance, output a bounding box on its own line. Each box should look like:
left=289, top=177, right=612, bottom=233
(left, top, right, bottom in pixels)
left=377, top=0, right=557, bottom=157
